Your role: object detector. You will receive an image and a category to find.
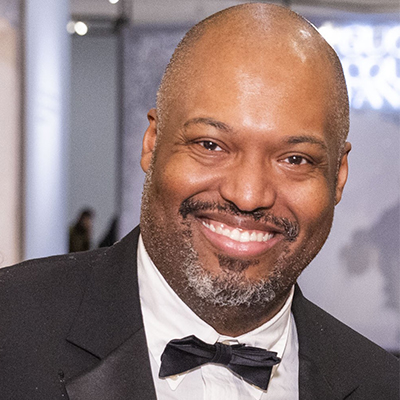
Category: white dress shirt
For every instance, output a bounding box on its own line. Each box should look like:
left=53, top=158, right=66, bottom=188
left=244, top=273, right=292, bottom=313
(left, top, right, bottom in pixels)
left=137, top=235, right=299, bottom=400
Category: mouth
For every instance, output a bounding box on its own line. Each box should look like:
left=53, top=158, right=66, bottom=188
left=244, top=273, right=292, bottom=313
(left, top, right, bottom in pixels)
left=197, top=217, right=280, bottom=258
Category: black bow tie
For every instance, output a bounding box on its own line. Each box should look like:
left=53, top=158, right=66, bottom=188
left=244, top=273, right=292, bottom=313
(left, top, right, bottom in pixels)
left=159, top=335, right=281, bottom=390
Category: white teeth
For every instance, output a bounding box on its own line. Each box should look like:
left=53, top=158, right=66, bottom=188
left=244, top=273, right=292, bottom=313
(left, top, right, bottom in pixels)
left=263, top=233, right=273, bottom=241
left=239, top=231, right=250, bottom=242
left=202, top=220, right=274, bottom=243
left=230, top=229, right=241, bottom=241
left=223, top=228, right=231, bottom=237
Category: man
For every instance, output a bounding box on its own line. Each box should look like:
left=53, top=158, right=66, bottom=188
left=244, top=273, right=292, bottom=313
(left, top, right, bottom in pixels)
left=1, top=3, right=398, bottom=400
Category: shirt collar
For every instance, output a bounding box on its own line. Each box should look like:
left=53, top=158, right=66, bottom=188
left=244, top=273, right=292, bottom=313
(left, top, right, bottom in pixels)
left=137, top=234, right=294, bottom=390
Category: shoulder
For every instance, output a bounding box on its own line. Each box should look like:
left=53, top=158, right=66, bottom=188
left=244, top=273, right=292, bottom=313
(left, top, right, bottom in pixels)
left=1, top=248, right=103, bottom=298
left=293, top=286, right=396, bottom=358
left=0, top=228, right=143, bottom=399
left=293, top=285, right=399, bottom=397
left=0, top=249, right=108, bottom=391
left=0, top=248, right=107, bottom=336
left=0, top=227, right=140, bottom=291
left=0, top=227, right=140, bottom=323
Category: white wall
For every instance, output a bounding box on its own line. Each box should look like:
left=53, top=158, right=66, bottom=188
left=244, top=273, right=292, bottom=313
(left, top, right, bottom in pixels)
left=24, top=0, right=70, bottom=259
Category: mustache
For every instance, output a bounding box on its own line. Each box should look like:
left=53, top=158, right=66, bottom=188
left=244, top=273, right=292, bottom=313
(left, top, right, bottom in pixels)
left=179, top=199, right=299, bottom=241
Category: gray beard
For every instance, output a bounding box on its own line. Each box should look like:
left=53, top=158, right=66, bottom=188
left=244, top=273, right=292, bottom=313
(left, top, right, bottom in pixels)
left=179, top=239, right=284, bottom=308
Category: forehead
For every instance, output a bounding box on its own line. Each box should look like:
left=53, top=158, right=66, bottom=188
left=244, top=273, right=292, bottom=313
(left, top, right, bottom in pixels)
left=168, top=33, right=333, bottom=142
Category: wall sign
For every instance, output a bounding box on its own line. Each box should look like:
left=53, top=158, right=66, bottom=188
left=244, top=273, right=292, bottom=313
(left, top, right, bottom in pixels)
left=319, top=23, right=400, bottom=110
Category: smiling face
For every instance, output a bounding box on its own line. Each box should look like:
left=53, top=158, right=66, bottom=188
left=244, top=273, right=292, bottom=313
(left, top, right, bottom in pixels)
left=140, top=5, right=350, bottom=334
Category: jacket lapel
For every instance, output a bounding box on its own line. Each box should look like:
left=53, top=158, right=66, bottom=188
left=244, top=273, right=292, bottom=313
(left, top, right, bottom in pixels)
left=298, top=353, right=337, bottom=400
left=64, top=227, right=156, bottom=400
left=293, top=285, right=359, bottom=400
left=65, top=329, right=156, bottom=400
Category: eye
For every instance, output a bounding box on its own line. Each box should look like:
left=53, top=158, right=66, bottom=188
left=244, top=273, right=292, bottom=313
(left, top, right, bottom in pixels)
left=198, top=140, right=223, bottom=152
left=284, top=155, right=310, bottom=165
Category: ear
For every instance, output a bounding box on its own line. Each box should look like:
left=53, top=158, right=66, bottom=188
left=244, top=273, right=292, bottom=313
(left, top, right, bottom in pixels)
left=141, top=108, right=158, bottom=173
left=335, top=141, right=351, bottom=205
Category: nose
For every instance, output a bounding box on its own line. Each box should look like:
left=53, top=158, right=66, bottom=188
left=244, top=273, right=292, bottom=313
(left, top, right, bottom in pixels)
left=218, top=156, right=277, bottom=212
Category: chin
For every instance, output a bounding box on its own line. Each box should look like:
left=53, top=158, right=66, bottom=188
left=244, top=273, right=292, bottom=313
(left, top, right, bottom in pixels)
left=179, top=245, right=296, bottom=309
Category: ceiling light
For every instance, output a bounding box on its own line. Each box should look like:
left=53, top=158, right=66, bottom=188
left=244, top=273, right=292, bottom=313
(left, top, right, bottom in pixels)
left=74, top=21, right=88, bottom=36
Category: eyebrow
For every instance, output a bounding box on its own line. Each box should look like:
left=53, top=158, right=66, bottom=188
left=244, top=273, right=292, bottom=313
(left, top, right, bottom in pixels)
left=183, top=117, right=232, bottom=133
left=285, top=135, right=328, bottom=151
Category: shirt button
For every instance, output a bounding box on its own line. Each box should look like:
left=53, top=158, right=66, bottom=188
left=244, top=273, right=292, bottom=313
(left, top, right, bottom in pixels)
left=221, top=339, right=239, bottom=345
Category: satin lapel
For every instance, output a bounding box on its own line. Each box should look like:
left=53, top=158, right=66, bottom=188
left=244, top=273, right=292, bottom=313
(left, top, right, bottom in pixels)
left=66, top=328, right=157, bottom=400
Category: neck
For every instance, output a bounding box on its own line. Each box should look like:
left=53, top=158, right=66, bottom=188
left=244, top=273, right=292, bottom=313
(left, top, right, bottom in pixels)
left=178, top=287, right=291, bottom=336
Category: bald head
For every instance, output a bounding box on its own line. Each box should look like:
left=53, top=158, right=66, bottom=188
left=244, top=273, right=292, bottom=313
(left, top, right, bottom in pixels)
left=156, top=3, right=349, bottom=160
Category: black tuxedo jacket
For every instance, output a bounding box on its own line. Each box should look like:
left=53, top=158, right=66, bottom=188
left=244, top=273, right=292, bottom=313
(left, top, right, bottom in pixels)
left=1, top=227, right=398, bottom=399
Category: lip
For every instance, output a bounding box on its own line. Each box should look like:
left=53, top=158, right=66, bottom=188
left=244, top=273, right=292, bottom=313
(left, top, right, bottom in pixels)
left=197, top=216, right=282, bottom=258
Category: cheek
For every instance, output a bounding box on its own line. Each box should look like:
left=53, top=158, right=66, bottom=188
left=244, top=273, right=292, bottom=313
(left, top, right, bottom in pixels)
left=283, top=180, right=335, bottom=230
left=154, top=155, right=218, bottom=203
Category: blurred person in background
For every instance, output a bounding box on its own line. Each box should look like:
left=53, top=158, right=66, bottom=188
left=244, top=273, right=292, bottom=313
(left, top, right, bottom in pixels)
left=68, top=208, right=94, bottom=252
